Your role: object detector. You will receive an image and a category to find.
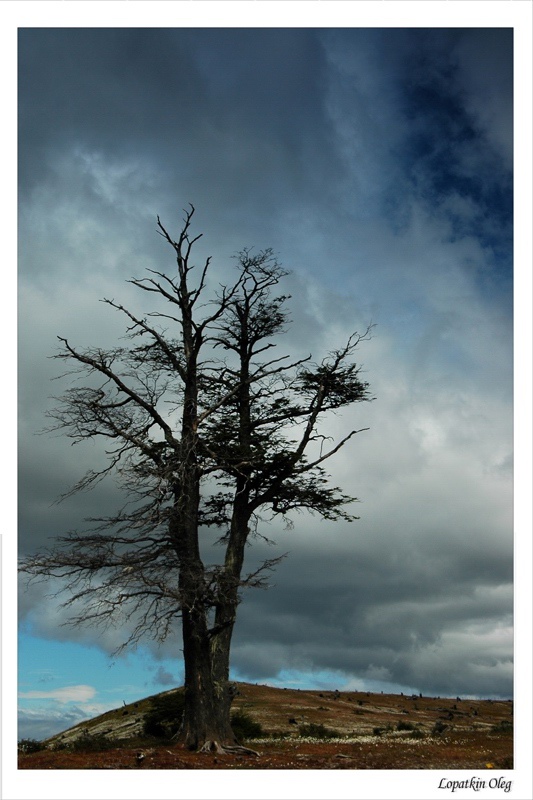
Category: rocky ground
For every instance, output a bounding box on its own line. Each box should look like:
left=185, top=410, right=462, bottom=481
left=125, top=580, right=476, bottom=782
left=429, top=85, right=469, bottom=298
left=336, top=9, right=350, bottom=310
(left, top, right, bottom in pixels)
left=18, top=682, right=513, bottom=770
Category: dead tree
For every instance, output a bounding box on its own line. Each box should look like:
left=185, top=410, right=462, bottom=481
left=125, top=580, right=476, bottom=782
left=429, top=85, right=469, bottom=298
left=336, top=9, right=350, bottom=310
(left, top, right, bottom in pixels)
left=20, top=206, right=373, bottom=753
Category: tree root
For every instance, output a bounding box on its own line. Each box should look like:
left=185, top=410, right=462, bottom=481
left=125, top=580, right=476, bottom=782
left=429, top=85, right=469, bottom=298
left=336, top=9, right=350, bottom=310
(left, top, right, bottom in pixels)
left=197, top=740, right=260, bottom=756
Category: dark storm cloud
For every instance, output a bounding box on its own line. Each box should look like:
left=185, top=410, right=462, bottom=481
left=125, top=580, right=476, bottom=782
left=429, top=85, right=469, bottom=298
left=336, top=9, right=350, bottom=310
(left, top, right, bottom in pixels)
left=397, top=30, right=513, bottom=288
left=18, top=28, right=339, bottom=234
left=18, top=28, right=513, bottom=306
left=223, top=509, right=512, bottom=698
left=18, top=26, right=513, bottom=701
left=320, top=28, right=513, bottom=299
left=18, top=28, right=206, bottom=189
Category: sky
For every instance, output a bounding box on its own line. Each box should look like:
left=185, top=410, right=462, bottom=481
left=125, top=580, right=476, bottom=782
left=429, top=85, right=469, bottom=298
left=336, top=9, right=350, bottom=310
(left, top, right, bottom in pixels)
left=12, top=15, right=525, bottom=759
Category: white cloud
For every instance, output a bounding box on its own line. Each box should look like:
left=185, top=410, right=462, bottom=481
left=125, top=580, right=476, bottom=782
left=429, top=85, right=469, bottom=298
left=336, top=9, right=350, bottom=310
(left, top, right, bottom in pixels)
left=17, top=701, right=115, bottom=741
left=18, top=685, right=96, bottom=703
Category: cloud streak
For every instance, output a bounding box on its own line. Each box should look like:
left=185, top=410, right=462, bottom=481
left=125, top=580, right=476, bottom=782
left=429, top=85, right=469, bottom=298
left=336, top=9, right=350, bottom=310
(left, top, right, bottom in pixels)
left=19, top=685, right=96, bottom=703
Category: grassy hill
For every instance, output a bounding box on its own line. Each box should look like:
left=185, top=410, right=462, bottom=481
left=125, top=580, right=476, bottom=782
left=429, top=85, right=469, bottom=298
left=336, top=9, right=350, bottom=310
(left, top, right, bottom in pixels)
left=19, top=683, right=513, bottom=770
left=40, top=682, right=511, bottom=745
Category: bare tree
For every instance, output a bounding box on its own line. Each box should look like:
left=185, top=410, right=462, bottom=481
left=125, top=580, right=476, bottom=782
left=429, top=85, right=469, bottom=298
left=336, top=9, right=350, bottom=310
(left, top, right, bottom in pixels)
left=20, top=206, right=373, bottom=753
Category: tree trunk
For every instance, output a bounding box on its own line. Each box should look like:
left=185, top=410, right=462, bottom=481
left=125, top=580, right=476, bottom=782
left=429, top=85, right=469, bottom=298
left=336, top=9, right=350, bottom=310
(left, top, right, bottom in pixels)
left=177, top=602, right=258, bottom=754
left=178, top=606, right=237, bottom=750
left=207, top=497, right=249, bottom=736
left=173, top=494, right=254, bottom=754
left=172, top=309, right=237, bottom=751
left=171, top=493, right=254, bottom=753
left=170, top=491, right=239, bottom=751
left=173, top=287, right=258, bottom=754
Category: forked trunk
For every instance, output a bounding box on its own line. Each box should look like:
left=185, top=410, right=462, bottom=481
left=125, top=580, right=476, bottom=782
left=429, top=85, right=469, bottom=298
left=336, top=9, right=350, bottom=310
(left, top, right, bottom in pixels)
left=179, top=612, right=236, bottom=750
left=190, top=503, right=253, bottom=753
left=177, top=607, right=257, bottom=754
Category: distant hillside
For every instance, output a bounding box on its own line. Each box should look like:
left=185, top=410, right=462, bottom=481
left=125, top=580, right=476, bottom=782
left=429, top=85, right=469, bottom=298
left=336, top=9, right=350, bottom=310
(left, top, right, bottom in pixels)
left=43, top=682, right=513, bottom=748
left=44, top=687, right=182, bottom=746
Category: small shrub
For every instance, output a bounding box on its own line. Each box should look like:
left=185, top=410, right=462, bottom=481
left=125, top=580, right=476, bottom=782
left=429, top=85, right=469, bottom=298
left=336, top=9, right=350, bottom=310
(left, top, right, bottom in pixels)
left=491, top=720, right=513, bottom=734
left=409, top=729, right=425, bottom=739
left=432, top=720, right=448, bottom=736
left=298, top=722, right=339, bottom=740
left=231, top=710, right=264, bottom=741
left=70, top=733, right=116, bottom=752
left=18, top=738, right=46, bottom=754
left=143, top=691, right=185, bottom=739
left=373, top=724, right=393, bottom=737
left=397, top=720, right=415, bottom=731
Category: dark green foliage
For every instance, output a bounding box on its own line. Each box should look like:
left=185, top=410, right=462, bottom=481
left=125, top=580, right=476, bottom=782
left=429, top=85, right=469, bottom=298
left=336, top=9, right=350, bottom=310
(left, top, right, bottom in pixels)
left=409, top=729, right=425, bottom=739
left=397, top=720, right=415, bottom=731
left=230, top=710, right=264, bottom=741
left=373, top=724, right=393, bottom=736
left=69, top=733, right=117, bottom=752
left=298, top=362, right=370, bottom=409
left=142, top=691, right=185, bottom=739
left=50, top=740, right=68, bottom=751
left=491, top=719, right=513, bottom=734
left=298, top=722, right=340, bottom=739
left=432, top=720, right=448, bottom=736
left=18, top=738, right=46, bottom=754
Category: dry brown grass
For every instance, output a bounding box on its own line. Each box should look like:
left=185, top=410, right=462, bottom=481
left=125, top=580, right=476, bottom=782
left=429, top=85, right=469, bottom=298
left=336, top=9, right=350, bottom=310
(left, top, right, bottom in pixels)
left=19, top=682, right=513, bottom=770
